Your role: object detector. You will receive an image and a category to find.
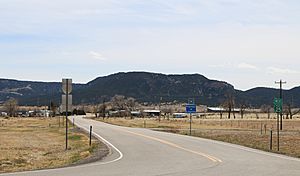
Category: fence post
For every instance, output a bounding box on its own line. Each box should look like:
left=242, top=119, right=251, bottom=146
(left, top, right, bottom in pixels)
left=89, top=126, right=92, bottom=146
left=270, top=129, right=273, bottom=150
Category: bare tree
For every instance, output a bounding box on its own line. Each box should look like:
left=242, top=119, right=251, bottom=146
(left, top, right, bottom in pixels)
left=218, top=104, right=224, bottom=119
left=161, top=106, right=173, bottom=120
left=260, top=104, right=272, bottom=119
left=126, top=97, right=137, bottom=118
left=92, top=104, right=100, bottom=118
left=232, top=101, right=236, bottom=119
left=285, top=103, right=300, bottom=119
left=110, top=95, right=137, bottom=117
left=111, top=95, right=127, bottom=110
left=255, top=112, right=259, bottom=119
left=283, top=105, right=289, bottom=119
left=223, top=93, right=235, bottom=119
left=126, top=97, right=136, bottom=111
left=50, top=101, right=57, bottom=117
left=99, top=103, right=107, bottom=119
left=4, top=98, right=18, bottom=117
left=240, top=104, right=247, bottom=119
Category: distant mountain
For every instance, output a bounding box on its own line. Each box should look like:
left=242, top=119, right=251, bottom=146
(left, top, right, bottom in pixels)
left=0, top=79, right=84, bottom=105
left=237, top=86, right=300, bottom=107
left=74, top=72, right=235, bottom=106
left=0, top=72, right=299, bottom=107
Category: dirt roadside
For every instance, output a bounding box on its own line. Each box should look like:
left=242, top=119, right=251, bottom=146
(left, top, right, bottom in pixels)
left=0, top=117, right=109, bottom=174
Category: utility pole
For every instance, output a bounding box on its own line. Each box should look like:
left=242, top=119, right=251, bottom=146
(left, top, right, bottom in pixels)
left=159, top=97, right=162, bottom=122
left=65, top=79, right=69, bottom=150
left=275, top=80, right=286, bottom=130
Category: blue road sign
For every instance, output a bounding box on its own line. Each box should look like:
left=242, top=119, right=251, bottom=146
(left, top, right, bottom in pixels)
left=186, top=104, right=196, bottom=113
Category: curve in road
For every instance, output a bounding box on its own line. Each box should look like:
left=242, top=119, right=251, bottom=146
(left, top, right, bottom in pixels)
left=2, top=116, right=300, bottom=176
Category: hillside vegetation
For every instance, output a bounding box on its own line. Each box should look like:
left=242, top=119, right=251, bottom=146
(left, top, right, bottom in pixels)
left=1, top=72, right=299, bottom=107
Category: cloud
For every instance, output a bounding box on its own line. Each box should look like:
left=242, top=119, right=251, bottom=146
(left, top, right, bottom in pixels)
left=237, top=63, right=258, bottom=70
left=267, top=67, right=300, bottom=74
left=88, top=51, right=107, bottom=61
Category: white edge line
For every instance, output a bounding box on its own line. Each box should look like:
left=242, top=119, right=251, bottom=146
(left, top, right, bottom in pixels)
left=74, top=118, right=124, bottom=165
left=0, top=117, right=124, bottom=176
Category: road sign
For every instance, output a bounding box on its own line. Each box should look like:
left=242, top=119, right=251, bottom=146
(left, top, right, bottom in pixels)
left=61, top=95, right=72, bottom=112
left=273, top=98, right=282, bottom=113
left=186, top=104, right=196, bottom=113
left=62, top=79, right=72, bottom=94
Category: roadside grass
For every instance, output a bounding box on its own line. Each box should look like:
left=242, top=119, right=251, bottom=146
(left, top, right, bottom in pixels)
left=0, top=117, right=105, bottom=173
left=96, top=114, right=300, bottom=158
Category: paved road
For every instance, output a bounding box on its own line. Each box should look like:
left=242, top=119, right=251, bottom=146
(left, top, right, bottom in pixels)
left=3, top=116, right=300, bottom=176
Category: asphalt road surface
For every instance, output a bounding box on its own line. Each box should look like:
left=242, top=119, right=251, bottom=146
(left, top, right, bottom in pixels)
left=2, top=116, right=300, bottom=176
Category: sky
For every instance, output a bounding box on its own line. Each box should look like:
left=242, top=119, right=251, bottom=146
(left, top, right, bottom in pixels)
left=1, top=0, right=300, bottom=90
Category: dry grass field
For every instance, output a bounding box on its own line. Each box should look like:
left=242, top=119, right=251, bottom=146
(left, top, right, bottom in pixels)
left=0, top=117, right=107, bottom=173
left=97, top=113, right=300, bottom=158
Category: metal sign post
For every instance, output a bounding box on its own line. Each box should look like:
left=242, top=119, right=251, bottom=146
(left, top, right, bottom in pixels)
left=273, top=97, right=282, bottom=151
left=62, top=78, right=72, bottom=150
left=189, top=113, right=192, bottom=135
left=277, top=113, right=279, bottom=151
left=275, top=80, right=286, bottom=130
left=186, top=99, right=196, bottom=136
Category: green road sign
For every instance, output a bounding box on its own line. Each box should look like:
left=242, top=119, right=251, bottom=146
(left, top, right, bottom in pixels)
left=273, top=98, right=282, bottom=113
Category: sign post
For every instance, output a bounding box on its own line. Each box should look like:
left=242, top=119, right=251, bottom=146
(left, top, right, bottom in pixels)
left=275, top=80, right=286, bottom=130
left=273, top=97, right=282, bottom=151
left=62, top=78, right=72, bottom=150
left=186, top=99, right=196, bottom=136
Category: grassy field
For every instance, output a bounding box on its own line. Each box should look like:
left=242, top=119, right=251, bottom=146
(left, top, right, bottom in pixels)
left=0, top=117, right=107, bottom=173
left=97, top=114, right=300, bottom=158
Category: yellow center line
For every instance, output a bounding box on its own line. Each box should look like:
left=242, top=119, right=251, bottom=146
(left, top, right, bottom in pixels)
left=119, top=128, right=222, bottom=163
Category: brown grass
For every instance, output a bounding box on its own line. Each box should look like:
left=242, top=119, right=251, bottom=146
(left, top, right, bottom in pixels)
left=97, top=114, right=300, bottom=158
left=0, top=117, right=103, bottom=173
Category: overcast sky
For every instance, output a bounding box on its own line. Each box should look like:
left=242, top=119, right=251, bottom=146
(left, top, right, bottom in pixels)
left=1, top=0, right=300, bottom=90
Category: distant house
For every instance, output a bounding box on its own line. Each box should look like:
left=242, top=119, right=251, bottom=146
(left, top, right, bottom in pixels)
left=173, top=113, right=187, bottom=118
left=17, top=110, right=28, bottom=117
left=207, top=107, right=240, bottom=113
left=143, top=110, right=160, bottom=117
left=207, top=107, right=226, bottom=113
left=73, top=109, right=86, bottom=115
left=109, top=110, right=128, bottom=117
left=0, top=112, right=7, bottom=117
left=131, top=111, right=141, bottom=117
